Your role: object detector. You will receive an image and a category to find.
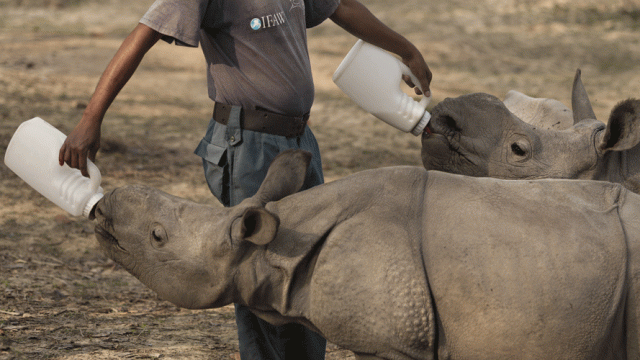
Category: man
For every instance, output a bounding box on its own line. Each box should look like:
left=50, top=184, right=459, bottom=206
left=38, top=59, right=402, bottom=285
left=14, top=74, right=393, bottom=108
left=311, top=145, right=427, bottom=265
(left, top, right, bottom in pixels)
left=59, top=0, right=431, bottom=359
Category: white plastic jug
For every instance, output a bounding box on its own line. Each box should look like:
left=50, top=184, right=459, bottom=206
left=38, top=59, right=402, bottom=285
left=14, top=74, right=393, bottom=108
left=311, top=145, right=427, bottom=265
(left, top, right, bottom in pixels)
left=333, top=40, right=431, bottom=136
left=4, top=117, right=104, bottom=218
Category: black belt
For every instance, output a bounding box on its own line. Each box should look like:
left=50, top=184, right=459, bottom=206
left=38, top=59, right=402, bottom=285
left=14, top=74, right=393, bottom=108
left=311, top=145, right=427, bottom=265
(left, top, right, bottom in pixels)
left=213, top=103, right=309, bottom=138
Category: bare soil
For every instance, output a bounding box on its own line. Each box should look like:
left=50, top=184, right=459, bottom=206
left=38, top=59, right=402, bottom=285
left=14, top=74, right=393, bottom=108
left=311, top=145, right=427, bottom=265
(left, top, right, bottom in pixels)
left=1, top=0, right=640, bottom=358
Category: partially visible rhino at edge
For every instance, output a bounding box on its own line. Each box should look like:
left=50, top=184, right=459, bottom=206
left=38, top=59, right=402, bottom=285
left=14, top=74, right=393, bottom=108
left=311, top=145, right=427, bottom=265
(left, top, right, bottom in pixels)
left=422, top=69, right=640, bottom=193
left=94, top=150, right=640, bottom=360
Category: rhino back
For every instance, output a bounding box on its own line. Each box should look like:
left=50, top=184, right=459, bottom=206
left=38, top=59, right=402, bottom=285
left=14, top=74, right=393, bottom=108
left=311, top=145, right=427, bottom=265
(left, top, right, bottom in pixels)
left=617, top=189, right=640, bottom=357
left=267, top=166, right=436, bottom=359
left=423, top=172, right=628, bottom=359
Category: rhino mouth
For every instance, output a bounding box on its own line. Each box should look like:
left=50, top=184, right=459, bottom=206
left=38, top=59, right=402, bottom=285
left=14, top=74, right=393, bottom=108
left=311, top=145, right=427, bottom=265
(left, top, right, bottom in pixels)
left=423, top=122, right=435, bottom=138
left=95, top=226, right=127, bottom=253
left=421, top=112, right=454, bottom=145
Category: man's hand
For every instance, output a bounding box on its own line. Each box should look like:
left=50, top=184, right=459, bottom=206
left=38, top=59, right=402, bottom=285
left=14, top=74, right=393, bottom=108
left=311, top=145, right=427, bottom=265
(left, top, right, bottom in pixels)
left=402, top=51, right=432, bottom=97
left=58, top=118, right=101, bottom=177
left=330, top=0, right=432, bottom=98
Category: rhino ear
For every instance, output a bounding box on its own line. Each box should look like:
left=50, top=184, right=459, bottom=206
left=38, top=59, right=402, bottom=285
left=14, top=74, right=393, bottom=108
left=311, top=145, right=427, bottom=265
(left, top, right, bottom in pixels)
left=232, top=207, right=280, bottom=246
left=254, top=150, right=312, bottom=205
left=599, top=99, right=640, bottom=152
left=572, top=69, right=597, bottom=124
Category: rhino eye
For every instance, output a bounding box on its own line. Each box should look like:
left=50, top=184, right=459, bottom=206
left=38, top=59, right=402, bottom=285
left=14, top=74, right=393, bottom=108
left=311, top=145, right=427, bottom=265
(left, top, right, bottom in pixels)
left=511, top=143, right=527, bottom=157
left=150, top=224, right=168, bottom=248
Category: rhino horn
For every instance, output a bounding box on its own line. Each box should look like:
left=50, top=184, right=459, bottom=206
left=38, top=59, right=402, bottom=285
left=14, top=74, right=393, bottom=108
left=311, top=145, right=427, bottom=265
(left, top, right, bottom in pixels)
left=253, top=149, right=312, bottom=206
left=572, top=68, right=597, bottom=124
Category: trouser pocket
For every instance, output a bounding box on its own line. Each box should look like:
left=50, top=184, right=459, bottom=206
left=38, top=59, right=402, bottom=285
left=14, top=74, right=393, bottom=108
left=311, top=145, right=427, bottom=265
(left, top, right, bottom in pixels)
left=194, top=120, right=230, bottom=205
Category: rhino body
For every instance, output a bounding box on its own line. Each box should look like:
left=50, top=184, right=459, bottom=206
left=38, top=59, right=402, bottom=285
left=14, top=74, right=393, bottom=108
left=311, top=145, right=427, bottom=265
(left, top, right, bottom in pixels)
left=95, top=150, right=640, bottom=360
left=422, top=70, right=640, bottom=193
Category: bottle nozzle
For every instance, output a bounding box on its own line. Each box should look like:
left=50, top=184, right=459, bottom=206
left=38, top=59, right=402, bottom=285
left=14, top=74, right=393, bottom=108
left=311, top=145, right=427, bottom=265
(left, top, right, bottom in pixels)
left=411, top=111, right=432, bottom=136
left=84, top=192, right=104, bottom=219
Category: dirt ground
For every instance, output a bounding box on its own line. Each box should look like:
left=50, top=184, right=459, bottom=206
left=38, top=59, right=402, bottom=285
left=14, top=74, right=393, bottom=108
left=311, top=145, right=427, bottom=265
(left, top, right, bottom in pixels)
left=1, top=0, right=640, bottom=359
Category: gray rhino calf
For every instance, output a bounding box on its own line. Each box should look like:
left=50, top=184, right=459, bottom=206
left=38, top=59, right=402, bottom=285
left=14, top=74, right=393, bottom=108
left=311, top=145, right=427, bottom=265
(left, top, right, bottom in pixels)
left=94, top=150, right=640, bottom=360
left=422, top=70, right=640, bottom=193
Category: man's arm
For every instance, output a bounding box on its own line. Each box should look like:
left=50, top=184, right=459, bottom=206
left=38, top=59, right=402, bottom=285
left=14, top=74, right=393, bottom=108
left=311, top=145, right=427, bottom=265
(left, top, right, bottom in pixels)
left=330, top=0, right=431, bottom=96
left=59, top=23, right=163, bottom=176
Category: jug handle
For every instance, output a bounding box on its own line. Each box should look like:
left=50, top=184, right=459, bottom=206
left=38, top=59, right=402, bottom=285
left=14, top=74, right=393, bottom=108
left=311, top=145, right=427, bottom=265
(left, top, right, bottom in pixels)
left=86, top=161, right=102, bottom=192
left=399, top=62, right=431, bottom=108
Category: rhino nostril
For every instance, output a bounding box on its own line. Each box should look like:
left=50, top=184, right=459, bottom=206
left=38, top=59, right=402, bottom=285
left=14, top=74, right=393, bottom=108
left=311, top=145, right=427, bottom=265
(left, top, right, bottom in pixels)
left=444, top=115, right=461, bottom=133
left=94, top=203, right=105, bottom=219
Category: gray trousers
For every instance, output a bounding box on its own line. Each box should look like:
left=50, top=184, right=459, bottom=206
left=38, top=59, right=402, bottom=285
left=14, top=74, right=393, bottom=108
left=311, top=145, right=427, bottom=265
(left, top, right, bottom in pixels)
left=194, top=106, right=326, bottom=360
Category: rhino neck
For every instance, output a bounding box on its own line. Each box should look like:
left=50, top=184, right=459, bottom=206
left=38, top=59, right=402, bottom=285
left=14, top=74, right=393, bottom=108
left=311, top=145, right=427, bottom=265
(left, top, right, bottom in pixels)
left=244, top=166, right=429, bottom=324
left=261, top=182, right=376, bottom=317
left=234, top=247, right=287, bottom=309
left=230, top=221, right=328, bottom=330
left=619, top=147, right=640, bottom=194
left=596, top=148, right=640, bottom=193
left=234, top=176, right=385, bottom=323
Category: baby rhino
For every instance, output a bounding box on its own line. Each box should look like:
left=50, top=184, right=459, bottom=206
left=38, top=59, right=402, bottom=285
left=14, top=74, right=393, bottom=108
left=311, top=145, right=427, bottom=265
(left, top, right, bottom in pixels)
left=94, top=150, right=640, bottom=360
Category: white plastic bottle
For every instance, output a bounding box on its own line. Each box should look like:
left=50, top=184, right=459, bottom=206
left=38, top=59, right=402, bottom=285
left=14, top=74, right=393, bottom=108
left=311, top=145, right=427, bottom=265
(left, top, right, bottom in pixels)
left=4, top=117, right=104, bottom=219
left=333, top=40, right=431, bottom=136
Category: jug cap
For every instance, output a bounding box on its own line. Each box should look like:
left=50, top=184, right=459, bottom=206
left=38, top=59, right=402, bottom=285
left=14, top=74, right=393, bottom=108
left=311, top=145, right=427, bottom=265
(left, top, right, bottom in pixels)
left=84, top=192, right=104, bottom=219
left=411, top=111, right=432, bottom=136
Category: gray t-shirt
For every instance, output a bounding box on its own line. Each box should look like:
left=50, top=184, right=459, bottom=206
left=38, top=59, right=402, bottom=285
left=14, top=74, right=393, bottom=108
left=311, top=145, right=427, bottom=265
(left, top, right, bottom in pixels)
left=140, top=0, right=340, bottom=117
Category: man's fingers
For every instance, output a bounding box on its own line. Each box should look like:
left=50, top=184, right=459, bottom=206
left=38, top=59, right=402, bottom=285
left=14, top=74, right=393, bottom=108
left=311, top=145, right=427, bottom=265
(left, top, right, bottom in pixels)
left=59, top=144, right=91, bottom=177
left=420, top=85, right=431, bottom=97
left=422, top=68, right=433, bottom=97
left=78, top=154, right=89, bottom=177
left=402, top=74, right=415, bottom=87
left=402, top=74, right=425, bottom=95
left=59, top=144, right=67, bottom=166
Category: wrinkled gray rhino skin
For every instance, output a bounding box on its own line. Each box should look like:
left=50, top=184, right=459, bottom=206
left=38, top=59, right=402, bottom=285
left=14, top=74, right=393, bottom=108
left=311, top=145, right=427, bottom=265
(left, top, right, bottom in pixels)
left=422, top=69, right=640, bottom=193
left=95, top=150, right=640, bottom=360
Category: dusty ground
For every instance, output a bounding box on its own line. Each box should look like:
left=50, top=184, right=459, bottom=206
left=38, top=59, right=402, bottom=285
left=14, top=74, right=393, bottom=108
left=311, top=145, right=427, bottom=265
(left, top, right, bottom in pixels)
left=1, top=0, right=640, bottom=359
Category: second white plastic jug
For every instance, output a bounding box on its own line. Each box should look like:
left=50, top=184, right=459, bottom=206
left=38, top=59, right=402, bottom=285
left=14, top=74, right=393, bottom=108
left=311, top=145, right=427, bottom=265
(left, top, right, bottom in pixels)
left=333, top=40, right=431, bottom=136
left=4, top=117, right=104, bottom=219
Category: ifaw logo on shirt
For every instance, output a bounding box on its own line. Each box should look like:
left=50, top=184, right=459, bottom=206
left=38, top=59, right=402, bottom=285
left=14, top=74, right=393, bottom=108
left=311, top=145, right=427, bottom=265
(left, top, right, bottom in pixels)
left=250, top=0, right=303, bottom=31
left=250, top=11, right=286, bottom=31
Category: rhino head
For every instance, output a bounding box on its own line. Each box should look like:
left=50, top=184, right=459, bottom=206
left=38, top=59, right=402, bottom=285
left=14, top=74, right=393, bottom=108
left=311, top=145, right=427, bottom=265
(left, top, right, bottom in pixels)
left=93, top=150, right=312, bottom=309
left=422, top=69, right=640, bottom=192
